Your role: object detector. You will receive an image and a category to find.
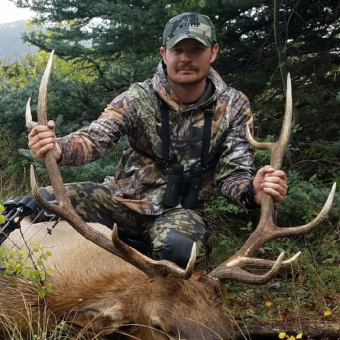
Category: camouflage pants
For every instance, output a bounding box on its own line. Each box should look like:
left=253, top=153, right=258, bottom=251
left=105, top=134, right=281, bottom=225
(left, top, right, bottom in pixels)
left=37, top=182, right=212, bottom=268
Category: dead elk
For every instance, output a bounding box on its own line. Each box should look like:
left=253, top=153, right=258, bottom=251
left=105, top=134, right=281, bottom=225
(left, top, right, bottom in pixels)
left=0, top=51, right=336, bottom=340
left=2, top=220, right=232, bottom=339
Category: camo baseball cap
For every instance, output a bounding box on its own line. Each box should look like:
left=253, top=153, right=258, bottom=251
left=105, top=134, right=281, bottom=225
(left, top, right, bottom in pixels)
left=163, top=12, right=217, bottom=49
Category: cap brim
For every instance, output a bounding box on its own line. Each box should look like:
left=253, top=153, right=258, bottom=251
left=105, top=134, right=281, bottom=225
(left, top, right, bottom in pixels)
left=165, top=34, right=211, bottom=49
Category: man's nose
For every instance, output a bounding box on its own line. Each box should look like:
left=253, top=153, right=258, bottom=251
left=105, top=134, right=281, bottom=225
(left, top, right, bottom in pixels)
left=180, top=51, right=192, bottom=62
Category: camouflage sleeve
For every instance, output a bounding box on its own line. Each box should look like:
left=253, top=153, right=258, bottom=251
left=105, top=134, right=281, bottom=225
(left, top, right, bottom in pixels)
left=214, top=90, right=258, bottom=209
left=57, top=90, right=135, bottom=166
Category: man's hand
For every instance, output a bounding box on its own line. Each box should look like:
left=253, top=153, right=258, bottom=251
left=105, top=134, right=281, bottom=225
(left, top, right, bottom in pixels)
left=253, top=165, right=288, bottom=205
left=28, top=120, right=62, bottom=162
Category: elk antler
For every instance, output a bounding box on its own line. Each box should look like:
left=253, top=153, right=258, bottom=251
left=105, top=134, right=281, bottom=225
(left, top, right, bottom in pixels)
left=27, top=51, right=196, bottom=281
left=26, top=97, right=38, bottom=130
left=209, top=74, right=336, bottom=283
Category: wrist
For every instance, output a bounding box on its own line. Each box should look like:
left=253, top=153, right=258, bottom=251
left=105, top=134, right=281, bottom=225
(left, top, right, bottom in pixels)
left=241, top=181, right=260, bottom=209
left=54, top=142, right=62, bottom=163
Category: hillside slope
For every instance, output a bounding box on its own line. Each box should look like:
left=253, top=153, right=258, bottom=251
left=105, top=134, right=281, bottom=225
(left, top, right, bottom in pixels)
left=0, top=20, right=37, bottom=62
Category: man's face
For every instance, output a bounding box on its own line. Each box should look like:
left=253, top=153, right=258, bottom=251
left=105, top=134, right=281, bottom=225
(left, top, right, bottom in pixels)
left=160, top=39, right=219, bottom=86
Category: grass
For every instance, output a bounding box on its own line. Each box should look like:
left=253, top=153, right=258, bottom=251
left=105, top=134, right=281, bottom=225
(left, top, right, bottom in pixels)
left=0, top=305, right=94, bottom=340
left=0, top=168, right=33, bottom=202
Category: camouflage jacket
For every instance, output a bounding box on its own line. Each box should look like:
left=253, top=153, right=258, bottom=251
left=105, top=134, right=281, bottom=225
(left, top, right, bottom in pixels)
left=58, top=61, right=256, bottom=215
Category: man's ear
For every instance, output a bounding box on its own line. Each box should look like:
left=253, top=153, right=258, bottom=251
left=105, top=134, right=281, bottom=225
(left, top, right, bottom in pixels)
left=210, top=43, right=219, bottom=63
left=160, top=46, right=167, bottom=64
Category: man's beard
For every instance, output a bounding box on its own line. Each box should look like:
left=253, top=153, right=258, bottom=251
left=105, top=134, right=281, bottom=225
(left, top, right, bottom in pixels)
left=171, top=75, right=205, bottom=85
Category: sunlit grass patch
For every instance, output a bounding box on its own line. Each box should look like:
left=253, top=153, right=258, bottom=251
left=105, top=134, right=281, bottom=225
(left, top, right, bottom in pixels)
left=0, top=305, right=107, bottom=340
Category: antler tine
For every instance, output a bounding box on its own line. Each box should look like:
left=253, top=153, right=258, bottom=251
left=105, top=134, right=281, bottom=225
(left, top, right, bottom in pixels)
left=245, top=73, right=293, bottom=168
left=209, top=74, right=336, bottom=283
left=208, top=253, right=302, bottom=284
left=33, top=50, right=72, bottom=209
left=111, top=226, right=196, bottom=280
left=209, top=253, right=286, bottom=285
left=26, top=97, right=38, bottom=129
left=224, top=252, right=301, bottom=271
left=29, top=51, right=196, bottom=280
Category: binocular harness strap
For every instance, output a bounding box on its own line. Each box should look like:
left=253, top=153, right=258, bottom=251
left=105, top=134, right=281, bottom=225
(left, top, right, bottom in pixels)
left=159, top=98, right=214, bottom=171
left=128, top=99, right=215, bottom=173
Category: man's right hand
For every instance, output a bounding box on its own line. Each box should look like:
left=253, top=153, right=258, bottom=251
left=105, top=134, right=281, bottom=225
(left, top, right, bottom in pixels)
left=28, top=120, right=62, bottom=162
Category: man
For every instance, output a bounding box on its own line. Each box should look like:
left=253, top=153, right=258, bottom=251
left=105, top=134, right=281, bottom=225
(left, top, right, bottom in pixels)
left=2, top=12, right=287, bottom=268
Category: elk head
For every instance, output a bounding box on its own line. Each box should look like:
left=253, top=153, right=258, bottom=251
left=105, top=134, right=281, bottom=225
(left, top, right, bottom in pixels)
left=26, top=51, right=336, bottom=339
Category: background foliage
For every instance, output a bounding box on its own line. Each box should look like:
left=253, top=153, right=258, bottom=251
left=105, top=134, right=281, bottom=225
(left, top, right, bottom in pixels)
left=0, top=0, right=340, bottom=333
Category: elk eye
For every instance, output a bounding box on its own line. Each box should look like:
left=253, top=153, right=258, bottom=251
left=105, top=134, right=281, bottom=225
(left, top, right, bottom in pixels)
left=151, top=322, right=172, bottom=339
left=151, top=322, right=164, bottom=332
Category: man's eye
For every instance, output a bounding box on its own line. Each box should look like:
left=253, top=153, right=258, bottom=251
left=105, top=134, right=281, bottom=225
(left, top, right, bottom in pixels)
left=193, top=47, right=205, bottom=53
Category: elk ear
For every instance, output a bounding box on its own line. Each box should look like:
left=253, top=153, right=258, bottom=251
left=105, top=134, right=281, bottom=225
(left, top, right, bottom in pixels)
left=62, top=303, right=125, bottom=335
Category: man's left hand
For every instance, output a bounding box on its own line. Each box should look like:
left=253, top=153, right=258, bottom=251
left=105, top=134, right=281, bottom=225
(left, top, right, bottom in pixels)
left=253, top=165, right=288, bottom=206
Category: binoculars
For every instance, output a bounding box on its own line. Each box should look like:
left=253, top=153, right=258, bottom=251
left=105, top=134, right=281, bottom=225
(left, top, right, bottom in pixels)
left=163, top=164, right=204, bottom=210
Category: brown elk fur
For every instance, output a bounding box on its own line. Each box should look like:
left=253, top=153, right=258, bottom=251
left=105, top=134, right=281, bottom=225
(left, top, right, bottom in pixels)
left=0, top=219, right=234, bottom=339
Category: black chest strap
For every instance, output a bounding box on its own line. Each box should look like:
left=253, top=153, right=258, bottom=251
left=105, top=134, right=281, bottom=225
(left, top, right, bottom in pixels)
left=160, top=99, right=171, bottom=165
left=159, top=99, right=214, bottom=169
left=128, top=100, right=215, bottom=170
left=201, top=105, right=214, bottom=168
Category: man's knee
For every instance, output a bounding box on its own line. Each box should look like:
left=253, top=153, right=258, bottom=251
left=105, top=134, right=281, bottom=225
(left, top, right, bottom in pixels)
left=152, top=230, right=211, bottom=268
left=148, top=209, right=212, bottom=268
